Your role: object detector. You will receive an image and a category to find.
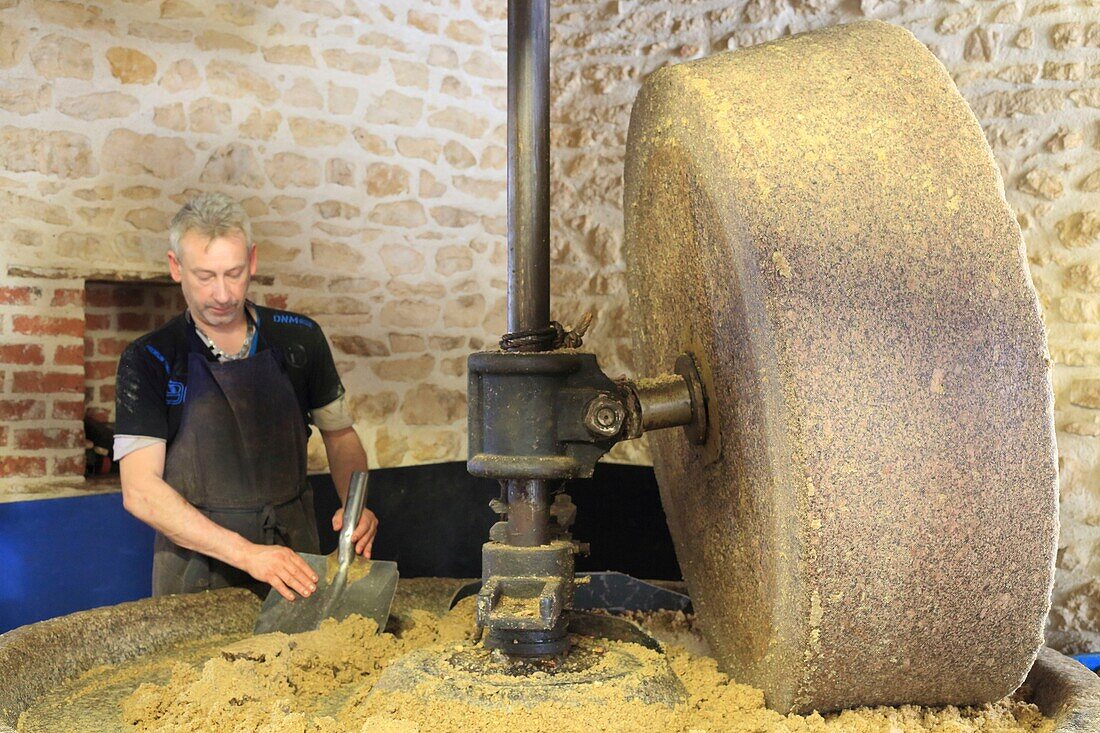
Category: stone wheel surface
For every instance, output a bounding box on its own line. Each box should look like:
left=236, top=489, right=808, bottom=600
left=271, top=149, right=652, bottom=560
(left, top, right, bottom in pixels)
left=624, top=20, right=1058, bottom=714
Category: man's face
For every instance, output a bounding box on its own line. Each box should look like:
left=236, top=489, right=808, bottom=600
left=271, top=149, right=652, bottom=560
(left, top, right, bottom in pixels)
left=168, top=229, right=257, bottom=330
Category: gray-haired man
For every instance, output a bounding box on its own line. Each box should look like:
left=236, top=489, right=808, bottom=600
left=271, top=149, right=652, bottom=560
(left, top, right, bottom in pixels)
left=115, top=192, right=377, bottom=602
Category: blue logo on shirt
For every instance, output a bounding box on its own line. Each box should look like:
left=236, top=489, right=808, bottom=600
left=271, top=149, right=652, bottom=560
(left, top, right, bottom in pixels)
left=146, top=344, right=170, bottom=374
left=272, top=314, right=314, bottom=328
left=166, top=380, right=186, bottom=406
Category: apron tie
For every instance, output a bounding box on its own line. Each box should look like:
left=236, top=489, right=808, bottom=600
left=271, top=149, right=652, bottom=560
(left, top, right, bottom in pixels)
left=259, top=503, right=291, bottom=547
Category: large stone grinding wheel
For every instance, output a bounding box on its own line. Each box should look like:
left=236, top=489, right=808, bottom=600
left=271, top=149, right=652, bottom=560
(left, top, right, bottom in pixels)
left=624, top=21, right=1059, bottom=715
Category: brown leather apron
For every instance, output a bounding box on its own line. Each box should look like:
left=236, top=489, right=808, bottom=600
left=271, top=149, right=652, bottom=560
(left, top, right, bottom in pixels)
left=153, top=348, right=319, bottom=597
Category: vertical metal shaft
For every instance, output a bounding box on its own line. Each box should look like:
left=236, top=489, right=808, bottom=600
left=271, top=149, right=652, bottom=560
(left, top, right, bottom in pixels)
left=504, top=479, right=551, bottom=546
left=507, top=0, right=551, bottom=337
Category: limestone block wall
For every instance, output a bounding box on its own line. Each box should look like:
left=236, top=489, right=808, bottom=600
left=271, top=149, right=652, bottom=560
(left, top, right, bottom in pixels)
left=0, top=0, right=1097, bottom=643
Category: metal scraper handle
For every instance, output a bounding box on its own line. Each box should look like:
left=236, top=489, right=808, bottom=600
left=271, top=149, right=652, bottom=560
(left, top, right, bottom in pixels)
left=339, top=471, right=368, bottom=569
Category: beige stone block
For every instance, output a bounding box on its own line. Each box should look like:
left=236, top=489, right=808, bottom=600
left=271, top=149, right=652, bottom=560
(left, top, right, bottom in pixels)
left=429, top=335, right=465, bottom=351
left=483, top=215, right=506, bottom=237
left=56, top=231, right=108, bottom=259
left=125, top=207, right=171, bottom=232
left=312, top=238, right=365, bottom=270
left=72, top=185, right=111, bottom=201
left=994, top=64, right=1039, bottom=83
left=441, top=76, right=471, bottom=99
left=419, top=171, right=446, bottom=198
left=189, top=98, right=232, bottom=133
left=129, top=21, right=192, bottom=44
left=349, top=391, right=398, bottom=422
left=428, top=107, right=488, bottom=138
left=328, top=83, right=358, bottom=115
left=387, top=280, right=445, bottom=299
left=1018, top=168, right=1064, bottom=200
left=440, top=357, right=465, bottom=377
left=365, top=163, right=410, bottom=196
left=369, top=201, right=426, bottom=227
left=391, top=59, right=429, bottom=89
left=352, top=128, right=390, bottom=154
left=263, top=44, right=315, bottom=66
left=330, top=334, right=388, bottom=356
left=284, top=78, right=324, bottom=109
left=292, top=295, right=371, bottom=315
left=1080, top=169, right=1100, bottom=192
left=160, top=59, right=201, bottom=92
left=970, top=89, right=1064, bottom=118
left=196, top=30, right=256, bottom=54
left=379, top=244, right=425, bottom=276
left=256, top=241, right=301, bottom=264
left=289, top=117, right=346, bottom=146
left=372, top=428, right=408, bottom=468
left=106, top=47, right=157, bottom=84
left=372, top=355, right=434, bottom=382
left=207, top=59, right=279, bottom=103
left=326, top=158, right=355, bottom=186
left=0, top=79, right=50, bottom=116
left=435, top=245, right=473, bottom=276
left=0, top=127, right=96, bottom=178
left=0, top=190, right=70, bottom=225
left=0, top=21, right=27, bottom=69
left=454, top=175, right=504, bottom=200
left=395, top=136, right=440, bottom=162
left=442, top=294, right=485, bottom=328
left=1046, top=127, right=1083, bottom=152
left=1070, top=379, right=1100, bottom=409
left=430, top=206, right=479, bottom=228
left=239, top=109, right=282, bottom=140
left=443, top=141, right=476, bottom=169
left=154, top=103, right=186, bottom=131
left=1061, top=420, right=1100, bottom=437
left=445, top=19, right=483, bottom=45
left=1052, top=22, right=1084, bottom=49
left=358, top=31, right=406, bottom=52
left=480, top=145, right=506, bottom=170
left=408, top=429, right=461, bottom=463
left=253, top=220, right=302, bottom=238
left=120, top=185, right=160, bottom=200
left=240, top=196, right=268, bottom=217
left=407, top=9, right=438, bottom=33
left=963, top=27, right=1000, bottom=62
left=459, top=51, right=504, bottom=84
left=271, top=195, right=307, bottom=215
left=380, top=299, right=438, bottom=328
left=103, top=130, right=193, bottom=179
left=428, top=44, right=458, bottom=68
left=200, top=143, right=266, bottom=188
left=289, top=0, right=340, bottom=18
left=1014, top=27, right=1034, bottom=48
left=1069, top=88, right=1100, bottom=109
left=389, top=334, right=425, bottom=353
left=471, top=0, right=505, bottom=20
left=266, top=152, right=320, bottom=189
left=328, top=275, right=380, bottom=293
left=322, top=48, right=380, bottom=76
left=33, top=0, right=114, bottom=30
left=482, top=295, right=506, bottom=333
left=401, top=384, right=465, bottom=425
left=989, top=2, right=1021, bottom=23
left=314, top=200, right=360, bottom=219
left=364, top=90, right=423, bottom=125
left=31, top=34, right=92, bottom=80
left=1057, top=212, right=1100, bottom=250
left=937, top=5, right=980, bottom=34
left=1043, top=61, right=1086, bottom=81
left=159, top=0, right=202, bottom=18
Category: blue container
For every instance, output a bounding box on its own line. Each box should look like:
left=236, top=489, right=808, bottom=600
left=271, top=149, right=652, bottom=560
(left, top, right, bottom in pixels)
left=1074, top=653, right=1100, bottom=673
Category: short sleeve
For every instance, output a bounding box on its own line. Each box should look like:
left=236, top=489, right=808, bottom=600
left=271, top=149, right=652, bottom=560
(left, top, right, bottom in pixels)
left=114, top=341, right=170, bottom=441
left=308, top=325, right=346, bottom=410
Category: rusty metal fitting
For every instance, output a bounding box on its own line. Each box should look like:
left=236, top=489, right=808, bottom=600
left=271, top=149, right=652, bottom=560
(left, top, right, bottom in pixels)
left=583, top=394, right=626, bottom=438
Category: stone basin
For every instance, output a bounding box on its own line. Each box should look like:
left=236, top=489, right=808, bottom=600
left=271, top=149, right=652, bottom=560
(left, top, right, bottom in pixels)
left=1, top=580, right=1098, bottom=732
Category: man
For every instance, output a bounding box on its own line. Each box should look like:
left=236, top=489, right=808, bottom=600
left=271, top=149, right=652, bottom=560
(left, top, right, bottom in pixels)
left=115, top=192, right=377, bottom=602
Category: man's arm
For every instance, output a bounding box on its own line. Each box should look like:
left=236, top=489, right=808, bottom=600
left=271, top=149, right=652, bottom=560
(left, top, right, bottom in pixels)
left=120, top=443, right=318, bottom=601
left=321, top=426, right=378, bottom=558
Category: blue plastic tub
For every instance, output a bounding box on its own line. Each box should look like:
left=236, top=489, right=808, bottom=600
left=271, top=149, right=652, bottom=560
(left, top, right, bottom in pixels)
left=1073, top=653, right=1100, bottom=673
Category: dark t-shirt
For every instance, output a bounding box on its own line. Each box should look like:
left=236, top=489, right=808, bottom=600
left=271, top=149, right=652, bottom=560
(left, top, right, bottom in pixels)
left=114, top=303, right=345, bottom=445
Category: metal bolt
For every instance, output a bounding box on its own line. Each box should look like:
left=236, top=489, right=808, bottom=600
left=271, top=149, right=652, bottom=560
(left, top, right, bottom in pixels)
left=584, top=395, right=625, bottom=438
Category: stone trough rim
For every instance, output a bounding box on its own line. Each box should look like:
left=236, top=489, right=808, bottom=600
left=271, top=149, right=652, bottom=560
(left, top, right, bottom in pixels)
left=1, top=588, right=1097, bottom=732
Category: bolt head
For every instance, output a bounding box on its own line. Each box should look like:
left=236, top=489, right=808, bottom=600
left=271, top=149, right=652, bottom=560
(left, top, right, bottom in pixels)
left=584, top=395, right=625, bottom=438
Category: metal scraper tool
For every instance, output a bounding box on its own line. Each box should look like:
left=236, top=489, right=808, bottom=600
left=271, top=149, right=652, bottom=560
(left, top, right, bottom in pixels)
left=254, top=470, right=398, bottom=635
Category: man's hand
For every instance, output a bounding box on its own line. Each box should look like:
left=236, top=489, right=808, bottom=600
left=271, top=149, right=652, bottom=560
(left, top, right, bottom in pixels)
left=332, top=506, right=378, bottom=558
left=240, top=544, right=319, bottom=602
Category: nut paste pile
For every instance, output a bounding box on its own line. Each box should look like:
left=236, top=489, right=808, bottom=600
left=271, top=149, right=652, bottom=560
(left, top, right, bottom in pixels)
left=20, top=595, right=1052, bottom=733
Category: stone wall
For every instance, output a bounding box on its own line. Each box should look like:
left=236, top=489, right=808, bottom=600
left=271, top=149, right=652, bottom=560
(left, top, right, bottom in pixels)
left=0, top=0, right=1096, bottom=643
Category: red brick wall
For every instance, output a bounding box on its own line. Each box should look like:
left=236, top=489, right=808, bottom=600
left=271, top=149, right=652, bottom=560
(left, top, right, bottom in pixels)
left=0, top=279, right=86, bottom=481
left=84, top=282, right=186, bottom=424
